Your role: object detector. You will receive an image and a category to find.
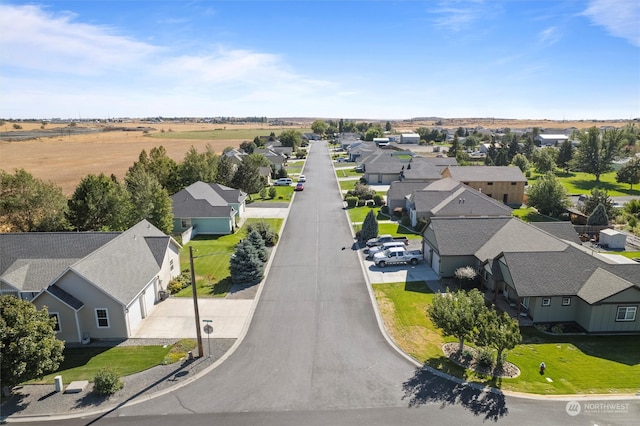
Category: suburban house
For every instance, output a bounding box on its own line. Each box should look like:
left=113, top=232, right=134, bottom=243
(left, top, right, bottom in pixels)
left=535, top=134, right=569, bottom=146
left=441, top=166, right=526, bottom=206
left=171, top=181, right=247, bottom=242
left=362, top=153, right=456, bottom=185
left=405, top=178, right=512, bottom=227
left=254, top=148, right=287, bottom=169
left=422, top=216, right=640, bottom=333
left=386, top=181, right=432, bottom=211
left=0, top=220, right=181, bottom=343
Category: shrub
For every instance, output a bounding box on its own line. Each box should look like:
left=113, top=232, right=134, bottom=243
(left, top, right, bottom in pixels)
left=476, top=347, right=495, bottom=369
left=551, top=323, right=564, bottom=334
left=345, top=197, right=358, bottom=208
left=462, top=349, right=474, bottom=362
left=268, top=187, right=277, bottom=198
left=359, top=177, right=368, bottom=184
left=357, top=199, right=366, bottom=207
left=259, top=188, right=267, bottom=199
left=93, top=367, right=123, bottom=395
left=246, top=222, right=279, bottom=246
left=365, top=200, right=375, bottom=207
left=373, top=194, right=384, bottom=206
left=167, top=271, right=190, bottom=294
left=380, top=205, right=389, bottom=215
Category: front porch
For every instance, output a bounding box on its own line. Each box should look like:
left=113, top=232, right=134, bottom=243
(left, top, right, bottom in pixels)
left=484, top=289, right=533, bottom=326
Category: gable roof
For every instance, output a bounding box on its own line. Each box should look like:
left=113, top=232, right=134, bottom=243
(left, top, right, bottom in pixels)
left=0, top=232, right=119, bottom=292
left=171, top=181, right=244, bottom=218
left=68, top=220, right=176, bottom=306
left=426, top=186, right=513, bottom=218
left=427, top=217, right=512, bottom=255
left=529, top=222, right=582, bottom=244
left=443, top=166, right=527, bottom=182
left=387, top=181, right=432, bottom=201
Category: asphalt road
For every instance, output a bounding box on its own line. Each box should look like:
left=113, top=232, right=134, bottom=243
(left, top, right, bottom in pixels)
left=28, top=141, right=638, bottom=425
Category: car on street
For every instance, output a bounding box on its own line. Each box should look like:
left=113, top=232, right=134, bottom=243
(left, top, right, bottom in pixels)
left=295, top=182, right=304, bottom=191
left=298, top=175, right=306, bottom=182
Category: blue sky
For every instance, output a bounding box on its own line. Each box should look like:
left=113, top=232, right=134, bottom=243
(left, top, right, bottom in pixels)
left=1, top=0, right=638, bottom=120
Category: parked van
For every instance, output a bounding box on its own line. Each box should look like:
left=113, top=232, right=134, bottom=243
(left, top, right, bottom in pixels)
left=274, top=178, right=293, bottom=186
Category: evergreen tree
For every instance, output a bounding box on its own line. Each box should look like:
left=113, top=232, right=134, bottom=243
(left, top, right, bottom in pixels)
left=587, top=203, right=609, bottom=226
left=229, top=239, right=264, bottom=285
left=246, top=221, right=279, bottom=246
left=448, top=135, right=460, bottom=158
left=246, top=229, right=269, bottom=263
left=1, top=295, right=65, bottom=394
left=360, top=209, right=379, bottom=242
left=581, top=188, right=615, bottom=218
left=556, top=140, right=574, bottom=173
left=574, top=127, right=624, bottom=182
left=215, top=154, right=235, bottom=187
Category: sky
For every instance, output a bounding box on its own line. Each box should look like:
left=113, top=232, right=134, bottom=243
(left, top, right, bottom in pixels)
left=0, top=0, right=639, bottom=120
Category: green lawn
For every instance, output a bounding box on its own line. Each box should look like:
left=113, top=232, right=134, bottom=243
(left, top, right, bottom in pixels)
left=353, top=222, right=421, bottom=239
left=339, top=179, right=359, bottom=191
left=28, top=345, right=172, bottom=385
left=248, top=185, right=294, bottom=203
left=177, top=218, right=283, bottom=297
left=374, top=282, right=640, bottom=395
left=512, top=207, right=560, bottom=222
left=150, top=127, right=311, bottom=140
left=530, top=170, right=640, bottom=197
left=346, top=206, right=387, bottom=223
left=335, top=168, right=362, bottom=178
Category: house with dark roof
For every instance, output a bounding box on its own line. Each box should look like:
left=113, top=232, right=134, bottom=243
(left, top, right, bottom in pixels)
left=441, top=166, right=526, bottom=206
left=171, top=181, right=247, bottom=242
left=422, top=216, right=640, bottom=333
left=0, top=220, right=181, bottom=343
left=362, top=154, right=456, bottom=185
left=406, top=178, right=512, bottom=227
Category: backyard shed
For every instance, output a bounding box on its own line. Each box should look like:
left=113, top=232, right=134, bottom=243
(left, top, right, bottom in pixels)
left=599, top=228, right=626, bottom=249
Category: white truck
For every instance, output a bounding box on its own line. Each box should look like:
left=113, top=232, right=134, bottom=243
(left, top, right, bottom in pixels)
left=366, top=241, right=407, bottom=259
left=373, top=247, right=423, bottom=267
left=365, top=234, right=409, bottom=247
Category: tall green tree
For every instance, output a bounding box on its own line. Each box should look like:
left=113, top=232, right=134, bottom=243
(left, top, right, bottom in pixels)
left=246, top=229, right=268, bottom=263
left=231, top=160, right=264, bottom=199
left=360, top=209, right=379, bottom=242
left=125, top=167, right=173, bottom=234
left=279, top=130, right=302, bottom=149
left=1, top=295, right=65, bottom=394
left=616, top=158, right=640, bottom=190
left=364, top=127, right=384, bottom=141
left=385, top=121, right=392, bottom=132
left=427, top=289, right=485, bottom=353
left=67, top=174, right=133, bottom=231
left=474, top=309, right=521, bottom=366
left=448, top=135, right=460, bottom=158
left=526, top=173, right=570, bottom=217
left=215, top=154, right=235, bottom=187
left=587, top=204, right=609, bottom=226
left=531, top=148, right=557, bottom=174
left=148, top=146, right=179, bottom=193
left=311, top=120, right=328, bottom=135
left=0, top=169, right=69, bottom=232
left=574, top=127, right=624, bottom=182
left=556, top=140, right=575, bottom=173
left=511, top=154, right=530, bottom=173
left=179, top=145, right=218, bottom=188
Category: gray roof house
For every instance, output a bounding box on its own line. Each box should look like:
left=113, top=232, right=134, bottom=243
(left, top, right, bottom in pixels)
left=406, top=178, right=512, bottom=227
left=171, top=181, right=247, bottom=243
left=0, top=220, right=181, bottom=343
left=386, top=181, right=432, bottom=211
left=422, top=216, right=640, bottom=333
left=363, top=154, right=456, bottom=185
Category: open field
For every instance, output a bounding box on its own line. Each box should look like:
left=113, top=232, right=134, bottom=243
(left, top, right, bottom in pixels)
left=1, top=118, right=634, bottom=195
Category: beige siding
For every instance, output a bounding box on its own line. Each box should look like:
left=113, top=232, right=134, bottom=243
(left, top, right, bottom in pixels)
left=55, top=270, right=127, bottom=340
left=34, top=292, right=81, bottom=343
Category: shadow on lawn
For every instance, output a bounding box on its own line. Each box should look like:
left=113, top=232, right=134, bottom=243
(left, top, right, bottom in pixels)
left=402, top=367, right=508, bottom=422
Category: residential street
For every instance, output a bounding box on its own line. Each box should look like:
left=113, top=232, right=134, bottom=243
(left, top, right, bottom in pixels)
left=11, top=141, right=639, bottom=425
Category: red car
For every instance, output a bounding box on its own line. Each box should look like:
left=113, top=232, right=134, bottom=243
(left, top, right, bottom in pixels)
left=294, top=182, right=304, bottom=191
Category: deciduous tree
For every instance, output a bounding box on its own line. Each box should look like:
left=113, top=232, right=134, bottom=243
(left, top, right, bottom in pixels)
left=427, top=289, right=485, bottom=353
left=311, top=120, right=328, bottom=135
left=279, top=130, right=302, bottom=149
left=0, top=169, right=69, bottom=232
left=557, top=140, right=574, bottom=173
left=574, top=127, right=624, bottom=182
left=526, top=173, right=570, bottom=217
left=616, top=158, right=640, bottom=190
left=474, top=309, right=521, bottom=366
left=0, top=295, right=65, bottom=394
left=125, top=166, right=173, bottom=234
left=67, top=174, right=133, bottom=231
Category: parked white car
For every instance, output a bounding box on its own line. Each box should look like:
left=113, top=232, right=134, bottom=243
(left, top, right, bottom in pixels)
left=298, top=175, right=306, bottom=182
left=274, top=178, right=293, bottom=186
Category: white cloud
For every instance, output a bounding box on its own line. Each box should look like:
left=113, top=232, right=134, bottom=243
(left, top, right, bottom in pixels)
left=583, top=0, right=640, bottom=47
left=428, top=0, right=485, bottom=32
left=538, top=26, right=561, bottom=47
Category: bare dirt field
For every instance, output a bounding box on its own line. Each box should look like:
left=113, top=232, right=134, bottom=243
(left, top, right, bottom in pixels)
left=1, top=118, right=632, bottom=195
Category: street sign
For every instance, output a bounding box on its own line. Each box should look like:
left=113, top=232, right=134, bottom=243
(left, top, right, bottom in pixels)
left=203, top=324, right=213, bottom=334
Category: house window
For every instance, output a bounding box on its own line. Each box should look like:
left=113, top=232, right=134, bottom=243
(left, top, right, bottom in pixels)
left=96, top=308, right=110, bottom=328
left=487, top=182, right=493, bottom=186
left=181, top=219, right=191, bottom=229
left=462, top=182, right=469, bottom=185
left=170, top=258, right=175, bottom=271
left=521, top=297, right=530, bottom=309
left=510, top=182, right=517, bottom=186
left=542, top=298, right=551, bottom=307
left=562, top=297, right=571, bottom=306
left=616, top=306, right=637, bottom=322
left=49, top=313, right=61, bottom=332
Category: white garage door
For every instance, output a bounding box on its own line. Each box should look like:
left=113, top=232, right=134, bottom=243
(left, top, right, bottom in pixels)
left=127, top=298, right=143, bottom=334
left=432, top=252, right=441, bottom=276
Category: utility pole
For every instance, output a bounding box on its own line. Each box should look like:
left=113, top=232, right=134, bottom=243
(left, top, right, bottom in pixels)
left=189, top=246, right=204, bottom=358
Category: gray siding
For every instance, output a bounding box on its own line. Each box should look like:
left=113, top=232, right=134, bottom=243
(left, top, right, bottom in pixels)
left=584, top=303, right=640, bottom=333
left=35, top=292, right=80, bottom=343
left=439, top=255, right=476, bottom=278
left=528, top=296, right=577, bottom=323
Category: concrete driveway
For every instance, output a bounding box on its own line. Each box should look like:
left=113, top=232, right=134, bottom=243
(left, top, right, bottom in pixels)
left=361, top=255, right=441, bottom=285
left=132, top=298, right=254, bottom=339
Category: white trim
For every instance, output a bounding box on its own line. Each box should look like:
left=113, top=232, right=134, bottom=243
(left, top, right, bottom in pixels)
left=562, top=297, right=571, bottom=306
left=95, top=308, right=110, bottom=328
left=616, top=306, right=637, bottom=322
left=542, top=298, right=551, bottom=307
